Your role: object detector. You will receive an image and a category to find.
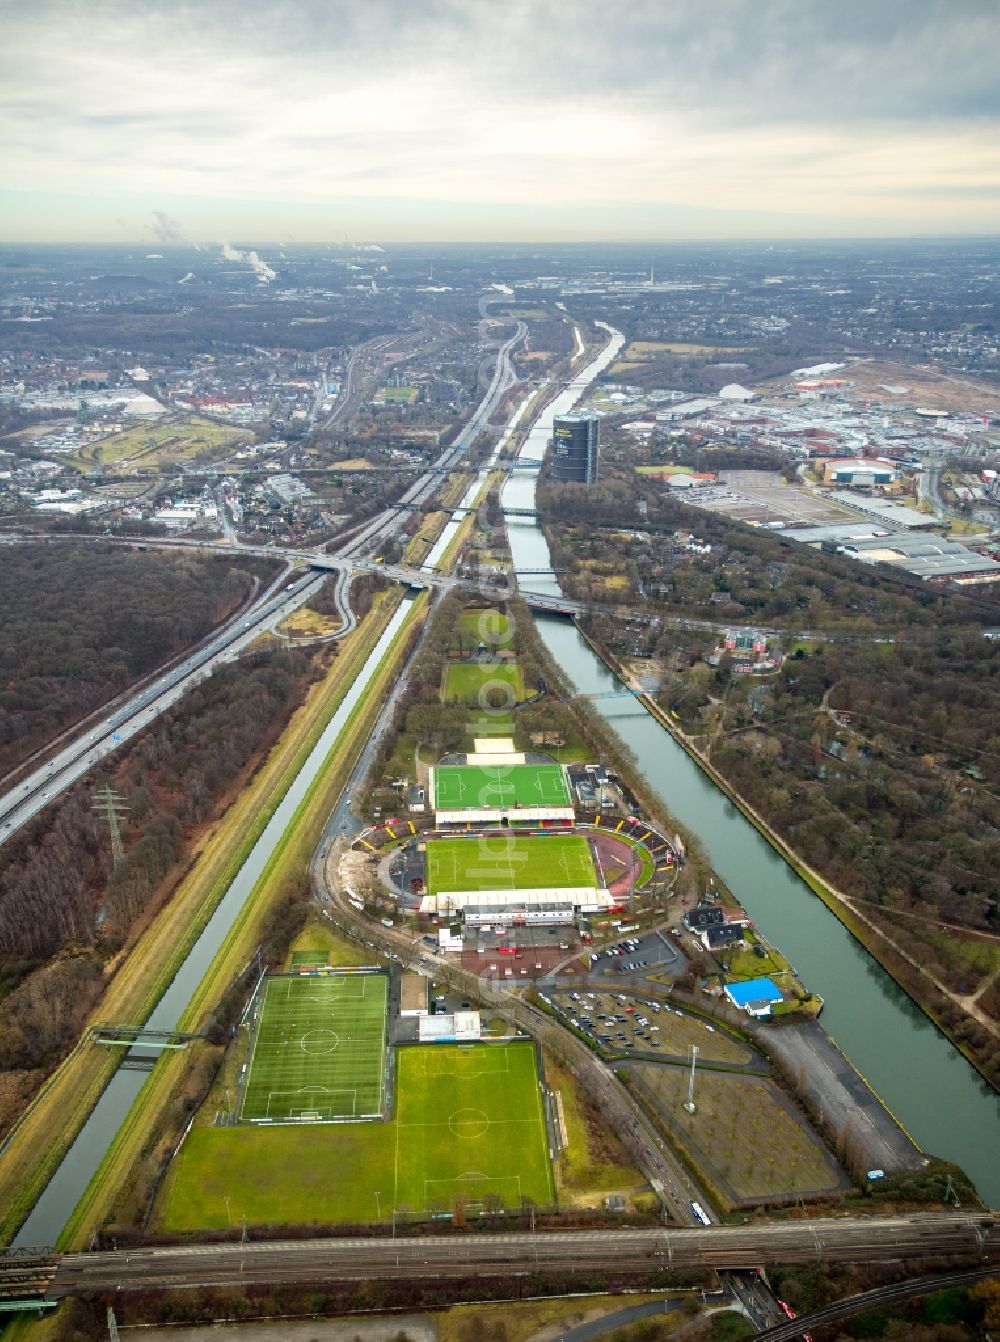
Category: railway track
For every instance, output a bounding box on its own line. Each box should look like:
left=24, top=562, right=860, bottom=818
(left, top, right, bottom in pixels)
left=13, top=1212, right=990, bottom=1298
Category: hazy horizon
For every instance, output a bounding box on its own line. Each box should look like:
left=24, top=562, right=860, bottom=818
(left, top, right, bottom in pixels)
left=2, top=0, right=999, bottom=245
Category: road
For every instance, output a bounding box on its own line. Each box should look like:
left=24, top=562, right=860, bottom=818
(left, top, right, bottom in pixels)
left=21, top=1212, right=992, bottom=1298
left=549, top=1296, right=693, bottom=1342
left=317, top=840, right=714, bottom=1226
left=0, top=567, right=326, bottom=848
left=0, top=311, right=524, bottom=850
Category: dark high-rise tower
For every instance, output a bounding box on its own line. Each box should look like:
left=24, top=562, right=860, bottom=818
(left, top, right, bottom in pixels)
left=551, top=412, right=599, bottom=484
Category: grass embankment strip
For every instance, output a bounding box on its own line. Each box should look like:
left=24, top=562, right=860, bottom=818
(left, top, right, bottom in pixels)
left=0, top=592, right=402, bottom=1246
left=544, top=1054, right=645, bottom=1202
left=59, top=594, right=427, bottom=1247
left=285, top=920, right=363, bottom=970
left=435, top=463, right=505, bottom=574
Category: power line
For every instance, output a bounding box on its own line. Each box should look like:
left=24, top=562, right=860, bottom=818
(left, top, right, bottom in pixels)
left=92, top=784, right=129, bottom=867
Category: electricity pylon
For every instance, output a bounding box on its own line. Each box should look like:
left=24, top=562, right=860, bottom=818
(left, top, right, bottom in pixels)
left=92, top=784, right=128, bottom=867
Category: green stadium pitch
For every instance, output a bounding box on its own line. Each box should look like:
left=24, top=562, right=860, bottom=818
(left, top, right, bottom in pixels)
left=426, top=833, right=598, bottom=894
left=240, top=972, right=387, bottom=1124
left=393, top=1042, right=554, bottom=1213
left=432, top=762, right=571, bottom=811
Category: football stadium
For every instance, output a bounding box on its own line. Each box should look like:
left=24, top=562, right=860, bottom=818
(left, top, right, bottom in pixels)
left=416, top=742, right=623, bottom=924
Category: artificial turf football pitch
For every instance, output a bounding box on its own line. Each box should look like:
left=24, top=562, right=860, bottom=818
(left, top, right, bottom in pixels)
left=240, top=972, right=387, bottom=1123
left=425, top=833, right=598, bottom=894
left=432, top=762, right=572, bottom=811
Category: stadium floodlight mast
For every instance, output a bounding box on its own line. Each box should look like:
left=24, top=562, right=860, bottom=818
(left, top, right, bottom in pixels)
left=684, top=1044, right=699, bottom=1114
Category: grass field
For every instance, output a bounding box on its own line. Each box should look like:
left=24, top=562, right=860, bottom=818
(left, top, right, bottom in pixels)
left=159, top=1041, right=553, bottom=1229
left=426, top=834, right=597, bottom=894
left=432, top=762, right=571, bottom=811
left=394, top=1043, right=554, bottom=1213
left=285, top=920, right=369, bottom=971
left=457, top=608, right=513, bottom=647
left=631, top=1064, right=843, bottom=1207
left=240, top=972, right=387, bottom=1123
left=160, top=1123, right=398, bottom=1230
left=278, top=606, right=340, bottom=637
left=544, top=1054, right=646, bottom=1204
left=722, top=934, right=793, bottom=985
left=442, top=662, right=524, bottom=704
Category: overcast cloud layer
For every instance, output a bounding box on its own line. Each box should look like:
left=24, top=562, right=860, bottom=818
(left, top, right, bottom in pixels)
left=2, top=0, right=999, bottom=241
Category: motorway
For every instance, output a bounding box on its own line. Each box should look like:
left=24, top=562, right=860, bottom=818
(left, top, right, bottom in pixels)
left=26, top=1213, right=995, bottom=1297
left=0, top=312, right=524, bottom=851
left=0, top=567, right=326, bottom=847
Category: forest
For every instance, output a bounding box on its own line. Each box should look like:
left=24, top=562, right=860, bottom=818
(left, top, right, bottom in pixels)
left=0, top=642, right=319, bottom=1133
left=0, top=542, right=277, bottom=777
left=541, top=463, right=1000, bottom=1088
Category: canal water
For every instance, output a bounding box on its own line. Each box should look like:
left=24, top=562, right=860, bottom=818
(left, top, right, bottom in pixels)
left=13, top=598, right=416, bottom=1248
left=502, top=332, right=1000, bottom=1208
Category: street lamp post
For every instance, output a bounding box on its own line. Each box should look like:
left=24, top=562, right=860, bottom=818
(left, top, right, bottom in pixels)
left=684, top=1044, right=699, bottom=1114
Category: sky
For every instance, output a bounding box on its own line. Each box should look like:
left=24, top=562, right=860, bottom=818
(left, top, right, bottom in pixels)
left=2, top=0, right=999, bottom=243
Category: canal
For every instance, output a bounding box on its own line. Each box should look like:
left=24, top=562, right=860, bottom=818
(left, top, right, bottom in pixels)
left=502, top=331, right=1000, bottom=1209
left=13, top=598, right=417, bottom=1248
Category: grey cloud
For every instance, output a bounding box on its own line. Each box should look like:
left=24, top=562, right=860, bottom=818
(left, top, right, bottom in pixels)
left=8, top=0, right=1000, bottom=126
left=510, top=0, right=1000, bottom=123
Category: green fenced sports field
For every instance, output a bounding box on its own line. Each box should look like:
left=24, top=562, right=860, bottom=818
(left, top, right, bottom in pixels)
left=159, top=1039, right=555, bottom=1230
left=425, top=833, right=597, bottom=894
left=393, top=1042, right=554, bottom=1212
left=240, top=972, right=387, bottom=1123
left=432, top=762, right=571, bottom=811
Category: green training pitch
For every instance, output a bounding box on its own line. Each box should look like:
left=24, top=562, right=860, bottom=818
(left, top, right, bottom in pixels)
left=426, top=833, right=597, bottom=894
left=442, top=662, right=524, bottom=705
left=240, top=972, right=387, bottom=1123
left=393, top=1042, right=554, bottom=1213
left=432, top=762, right=571, bottom=811
left=158, top=1041, right=554, bottom=1230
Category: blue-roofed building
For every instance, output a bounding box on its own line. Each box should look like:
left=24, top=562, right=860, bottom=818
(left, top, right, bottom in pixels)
left=724, top=976, right=784, bottom=1017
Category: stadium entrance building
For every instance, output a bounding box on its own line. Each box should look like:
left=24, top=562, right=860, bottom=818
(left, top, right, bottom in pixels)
left=430, top=740, right=575, bottom=829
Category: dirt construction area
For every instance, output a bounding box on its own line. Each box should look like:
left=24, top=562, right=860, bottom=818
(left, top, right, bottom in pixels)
left=839, top=359, right=1000, bottom=416
left=764, top=1020, right=923, bottom=1174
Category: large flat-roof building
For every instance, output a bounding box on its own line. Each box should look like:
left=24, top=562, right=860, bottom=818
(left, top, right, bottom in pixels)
left=419, top=888, right=618, bottom=922
left=838, top=534, right=1000, bottom=583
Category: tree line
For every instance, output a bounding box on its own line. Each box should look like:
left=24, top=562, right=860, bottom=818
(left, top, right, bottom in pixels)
left=0, top=543, right=278, bottom=778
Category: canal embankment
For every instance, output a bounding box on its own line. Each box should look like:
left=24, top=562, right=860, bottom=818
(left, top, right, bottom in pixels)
left=575, top=616, right=1000, bottom=1098
left=500, top=321, right=1000, bottom=1208
left=6, top=591, right=426, bottom=1250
